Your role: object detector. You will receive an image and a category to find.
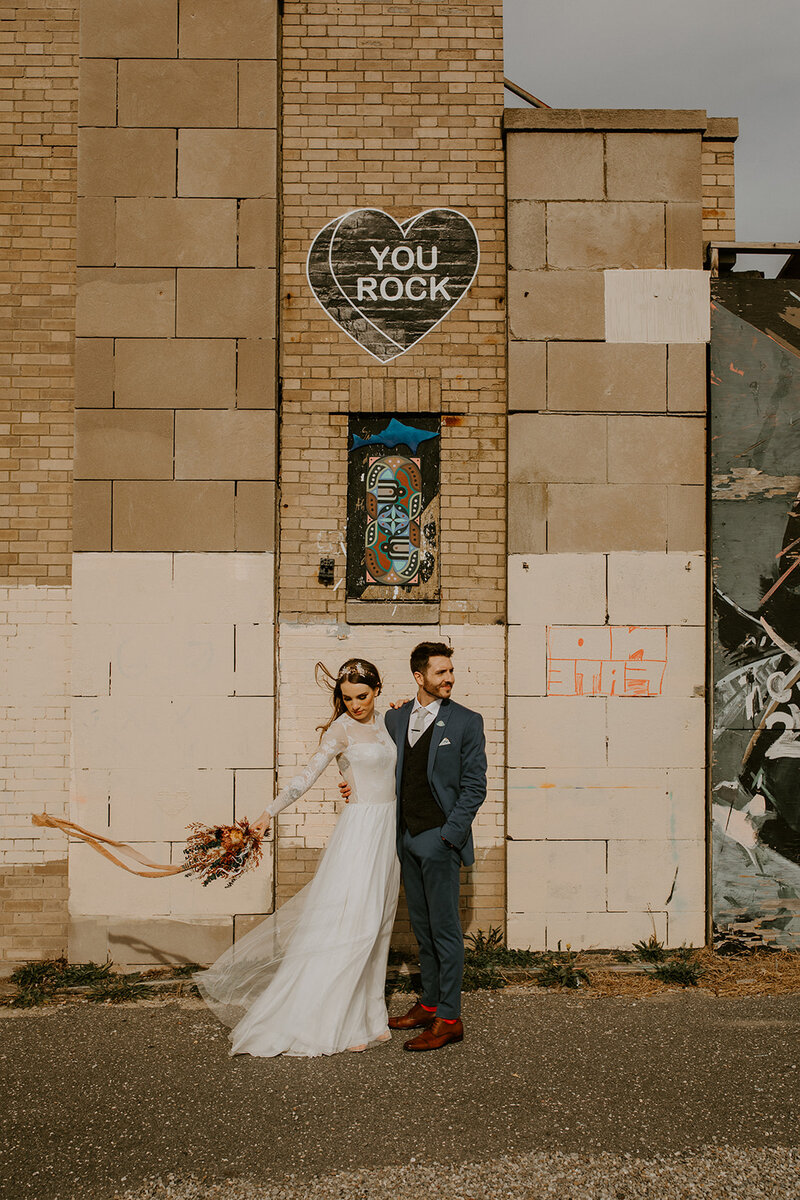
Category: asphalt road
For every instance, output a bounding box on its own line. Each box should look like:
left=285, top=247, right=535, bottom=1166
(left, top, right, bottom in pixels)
left=1, top=990, right=799, bottom=1200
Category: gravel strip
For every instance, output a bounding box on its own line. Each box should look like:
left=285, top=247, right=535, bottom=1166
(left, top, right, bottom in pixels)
left=118, top=1147, right=800, bottom=1200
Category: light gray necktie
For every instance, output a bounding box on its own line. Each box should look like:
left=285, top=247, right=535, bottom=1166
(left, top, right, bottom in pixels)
left=409, top=708, right=427, bottom=747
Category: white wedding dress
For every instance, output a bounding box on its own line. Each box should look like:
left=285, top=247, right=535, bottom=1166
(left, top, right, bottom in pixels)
left=194, top=712, right=400, bottom=1057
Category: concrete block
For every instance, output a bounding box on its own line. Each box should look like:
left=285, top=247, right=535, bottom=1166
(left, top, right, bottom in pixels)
left=607, top=416, right=705, bottom=485
left=509, top=271, right=605, bottom=341
left=507, top=840, right=547, bottom=913
left=107, top=918, right=234, bottom=966
left=547, top=202, right=665, bottom=270
left=508, top=483, right=547, bottom=554
left=507, top=625, right=547, bottom=696
left=237, top=340, right=277, bottom=409
left=506, top=131, right=604, bottom=200
left=507, top=201, right=545, bottom=271
left=80, top=0, right=178, bottom=58
left=118, top=59, right=237, bottom=128
left=103, top=768, right=233, bottom=840
left=75, top=409, right=174, bottom=480
left=176, top=269, right=276, bottom=338
left=545, top=909, right=667, bottom=951
left=113, top=482, right=235, bottom=551
left=547, top=342, right=666, bottom=413
left=604, top=270, right=710, bottom=344
left=167, top=842, right=272, bottom=915
left=68, top=917, right=108, bottom=963
left=235, top=482, right=276, bottom=551
left=116, top=199, right=237, bottom=267
left=174, top=411, right=276, bottom=480
left=547, top=484, right=667, bottom=553
left=506, top=914, right=546, bottom=951
left=666, top=203, right=703, bottom=268
left=172, top=697, right=275, bottom=770
left=238, top=199, right=277, bottom=269
left=78, top=129, right=176, bottom=198
left=106, top=623, right=234, bottom=697
left=508, top=553, right=606, bottom=625
left=178, top=130, right=277, bottom=198
left=607, top=551, right=705, bottom=625
left=509, top=413, right=606, bottom=483
left=666, top=910, right=706, bottom=948
left=605, top=133, right=702, bottom=201
left=662, top=625, right=705, bottom=699
left=233, top=624, right=275, bottom=696
left=508, top=839, right=607, bottom=913
left=78, top=58, right=117, bottom=127
left=114, top=339, right=236, bottom=409
left=76, top=269, right=175, bottom=338
left=667, top=344, right=706, bottom=413
left=69, top=838, right=173, bottom=916
left=667, top=485, right=706, bottom=552
left=607, top=837, right=705, bottom=913
left=179, top=0, right=278, bottom=59
left=72, top=552, right=174, bottom=624
left=508, top=341, right=546, bottom=412
left=506, top=768, right=547, bottom=839
left=70, top=627, right=112, bottom=698
left=234, top=770, right=274, bottom=823
left=508, top=697, right=607, bottom=768
left=607, top=697, right=705, bottom=769
left=73, top=482, right=112, bottom=552
left=239, top=60, right=278, bottom=127
left=75, top=338, right=114, bottom=408
left=172, top=553, right=274, bottom=624
left=77, top=197, right=116, bottom=267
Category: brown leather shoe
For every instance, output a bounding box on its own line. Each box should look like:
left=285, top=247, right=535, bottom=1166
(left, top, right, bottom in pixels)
left=403, top=1017, right=463, bottom=1052
left=388, top=1002, right=437, bottom=1031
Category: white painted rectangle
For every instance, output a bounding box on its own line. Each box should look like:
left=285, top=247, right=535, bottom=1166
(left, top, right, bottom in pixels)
left=604, top=269, right=710, bottom=343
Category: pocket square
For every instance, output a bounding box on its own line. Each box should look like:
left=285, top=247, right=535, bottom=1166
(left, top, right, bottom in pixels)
left=439, top=737, right=451, bottom=746
left=436, top=720, right=446, bottom=727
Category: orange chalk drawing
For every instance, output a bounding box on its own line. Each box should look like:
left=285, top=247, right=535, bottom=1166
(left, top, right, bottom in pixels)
left=547, top=626, right=667, bottom=697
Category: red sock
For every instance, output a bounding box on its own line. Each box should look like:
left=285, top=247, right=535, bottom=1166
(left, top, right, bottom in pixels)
left=440, top=1017, right=459, bottom=1024
left=419, top=1003, right=436, bottom=1012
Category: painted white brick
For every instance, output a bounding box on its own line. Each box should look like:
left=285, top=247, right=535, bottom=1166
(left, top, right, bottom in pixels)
left=508, top=554, right=606, bottom=625
left=508, top=697, right=607, bottom=768
left=607, top=552, right=705, bottom=626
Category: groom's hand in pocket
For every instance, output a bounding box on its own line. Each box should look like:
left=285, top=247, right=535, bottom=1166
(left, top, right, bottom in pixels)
left=338, top=779, right=352, bottom=803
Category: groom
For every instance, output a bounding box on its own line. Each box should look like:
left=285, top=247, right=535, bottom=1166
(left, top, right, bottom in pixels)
left=385, top=641, right=487, bottom=1052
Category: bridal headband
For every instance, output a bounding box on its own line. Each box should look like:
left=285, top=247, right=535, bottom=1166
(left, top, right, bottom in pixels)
left=337, top=660, right=373, bottom=681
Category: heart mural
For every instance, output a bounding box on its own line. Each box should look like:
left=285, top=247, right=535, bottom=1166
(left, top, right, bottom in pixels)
left=306, top=208, right=480, bottom=362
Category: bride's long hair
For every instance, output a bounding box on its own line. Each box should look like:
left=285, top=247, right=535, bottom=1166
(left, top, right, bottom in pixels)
left=315, top=658, right=382, bottom=734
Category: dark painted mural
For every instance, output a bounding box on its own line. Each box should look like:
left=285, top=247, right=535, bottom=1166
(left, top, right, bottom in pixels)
left=346, top=415, right=440, bottom=602
left=711, top=278, right=800, bottom=947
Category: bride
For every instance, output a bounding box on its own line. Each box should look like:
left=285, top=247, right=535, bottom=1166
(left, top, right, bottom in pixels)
left=194, top=658, right=400, bottom=1058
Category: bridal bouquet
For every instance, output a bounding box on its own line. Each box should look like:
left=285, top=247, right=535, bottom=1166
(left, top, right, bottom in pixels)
left=31, top=813, right=264, bottom=887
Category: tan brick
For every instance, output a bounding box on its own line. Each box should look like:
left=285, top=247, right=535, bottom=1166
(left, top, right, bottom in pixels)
left=78, top=59, right=117, bottom=127
left=236, top=481, right=276, bottom=551
left=508, top=271, right=605, bottom=341
left=547, top=484, right=667, bottom=552
left=507, top=201, right=545, bottom=270
left=116, top=199, right=237, bottom=267
left=76, top=339, right=115, bottom=408
left=667, top=344, right=706, bottom=413
left=115, top=339, right=236, bottom=408
left=78, top=128, right=177, bottom=198
left=606, top=132, right=702, bottom=201
left=73, top=482, right=112, bottom=551
left=113, top=482, right=235, bottom=550
left=547, top=202, right=665, bottom=270
left=547, top=343, right=666, bottom=413
left=81, top=0, right=178, bottom=57
left=118, top=60, right=237, bottom=128
left=666, top=203, right=703, bottom=268
left=508, top=341, right=546, bottom=411
left=76, top=269, right=175, bottom=337
left=238, top=200, right=277, bottom=269
left=75, top=410, right=174, bottom=480
left=178, top=130, right=277, bottom=198
left=77, top=198, right=116, bottom=266
left=176, top=269, right=275, bottom=337
left=237, top=340, right=276, bottom=409
left=509, top=413, right=606, bottom=483
left=180, top=0, right=278, bottom=59
left=239, top=60, right=278, bottom=127
left=508, top=483, right=547, bottom=554
left=175, top=411, right=275, bottom=479
left=506, top=131, right=604, bottom=200
left=667, top=484, right=706, bottom=552
left=608, top=415, right=705, bottom=485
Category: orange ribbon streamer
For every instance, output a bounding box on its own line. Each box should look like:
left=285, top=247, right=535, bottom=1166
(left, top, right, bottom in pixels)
left=31, top=813, right=186, bottom=878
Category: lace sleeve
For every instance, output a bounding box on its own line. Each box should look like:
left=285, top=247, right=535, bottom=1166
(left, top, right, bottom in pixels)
left=267, top=719, right=348, bottom=818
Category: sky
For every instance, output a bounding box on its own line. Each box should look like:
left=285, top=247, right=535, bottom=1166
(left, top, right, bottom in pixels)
left=504, top=0, right=800, bottom=275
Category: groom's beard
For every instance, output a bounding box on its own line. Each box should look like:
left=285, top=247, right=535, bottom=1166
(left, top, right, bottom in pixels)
left=420, top=680, right=453, bottom=701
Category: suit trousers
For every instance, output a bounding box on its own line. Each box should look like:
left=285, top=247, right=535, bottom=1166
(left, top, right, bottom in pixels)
left=400, top=826, right=463, bottom=1019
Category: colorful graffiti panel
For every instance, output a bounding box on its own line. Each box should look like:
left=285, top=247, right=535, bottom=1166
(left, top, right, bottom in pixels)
left=711, top=278, right=800, bottom=947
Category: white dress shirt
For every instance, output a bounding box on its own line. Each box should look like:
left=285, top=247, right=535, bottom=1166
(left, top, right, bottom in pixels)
left=407, top=697, right=442, bottom=746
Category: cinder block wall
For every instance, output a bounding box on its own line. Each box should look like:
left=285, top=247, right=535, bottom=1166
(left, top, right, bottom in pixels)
left=1, top=2, right=78, bottom=963
left=504, top=109, right=733, bottom=949
left=277, top=0, right=507, bottom=943
left=69, top=0, right=279, bottom=965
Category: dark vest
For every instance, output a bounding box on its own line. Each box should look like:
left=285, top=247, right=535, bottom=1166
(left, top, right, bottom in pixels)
left=401, top=720, right=445, bottom=836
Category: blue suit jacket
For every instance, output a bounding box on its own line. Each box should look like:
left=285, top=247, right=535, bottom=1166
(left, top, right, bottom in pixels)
left=384, top=698, right=487, bottom=867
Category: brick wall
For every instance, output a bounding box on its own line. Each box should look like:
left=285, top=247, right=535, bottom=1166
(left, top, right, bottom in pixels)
left=702, top=117, right=737, bottom=243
